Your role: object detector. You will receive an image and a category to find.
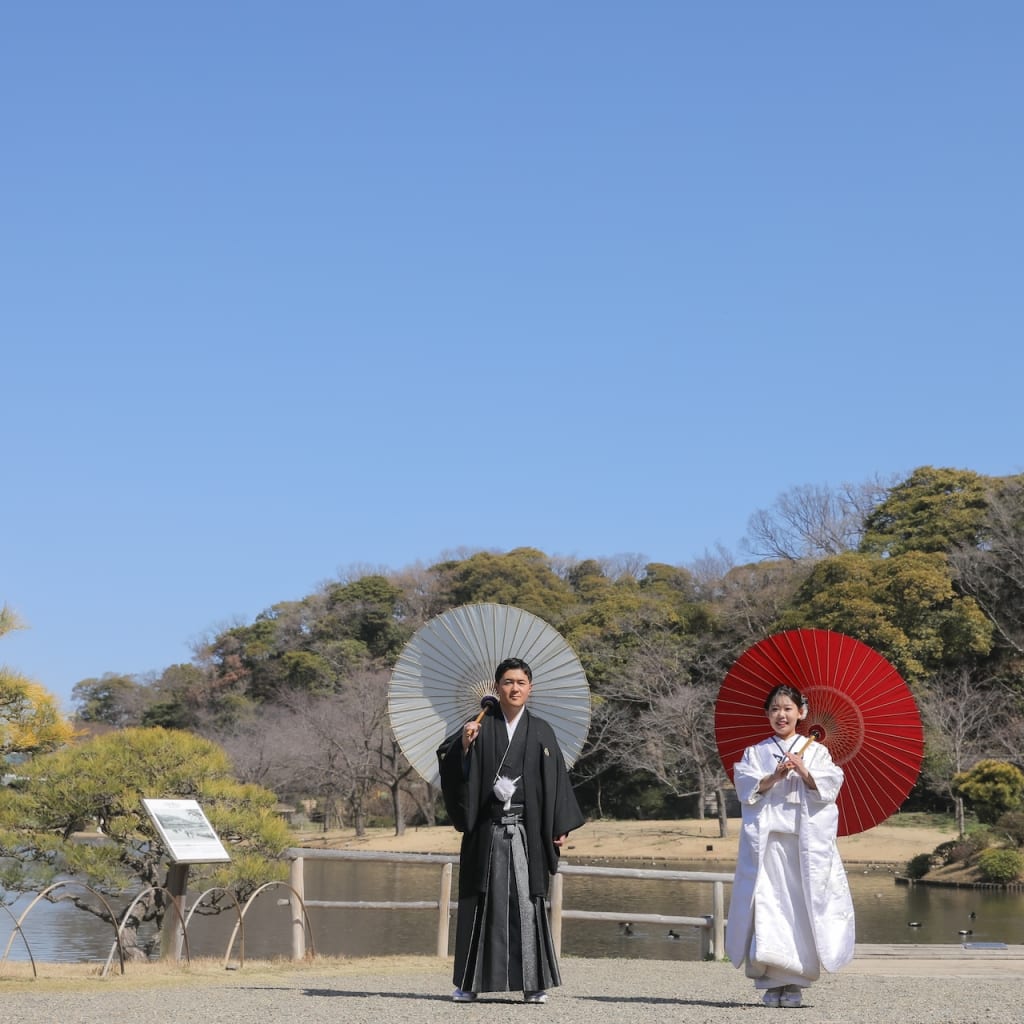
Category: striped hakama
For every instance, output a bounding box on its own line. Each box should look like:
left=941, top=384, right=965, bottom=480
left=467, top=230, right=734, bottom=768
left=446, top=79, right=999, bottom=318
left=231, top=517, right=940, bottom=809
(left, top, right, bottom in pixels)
left=454, top=804, right=561, bottom=994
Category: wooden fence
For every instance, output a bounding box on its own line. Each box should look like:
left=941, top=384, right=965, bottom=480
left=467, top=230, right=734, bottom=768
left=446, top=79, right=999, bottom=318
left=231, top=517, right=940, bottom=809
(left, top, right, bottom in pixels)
left=284, top=848, right=732, bottom=961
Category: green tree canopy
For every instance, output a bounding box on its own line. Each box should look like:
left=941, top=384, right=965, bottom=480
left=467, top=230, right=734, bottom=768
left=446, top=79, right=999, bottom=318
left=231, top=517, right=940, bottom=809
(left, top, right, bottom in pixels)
left=781, top=550, right=993, bottom=682
left=951, top=759, right=1024, bottom=825
left=72, top=673, right=149, bottom=728
left=322, top=575, right=410, bottom=659
left=860, top=466, right=991, bottom=557
left=430, top=547, right=575, bottom=623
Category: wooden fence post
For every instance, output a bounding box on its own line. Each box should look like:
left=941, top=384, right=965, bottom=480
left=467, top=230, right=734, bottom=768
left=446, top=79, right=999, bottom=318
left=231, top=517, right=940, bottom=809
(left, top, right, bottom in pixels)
left=160, top=863, right=189, bottom=960
left=549, top=871, right=564, bottom=957
left=437, top=862, right=452, bottom=957
left=712, top=879, right=725, bottom=958
left=290, top=856, right=306, bottom=960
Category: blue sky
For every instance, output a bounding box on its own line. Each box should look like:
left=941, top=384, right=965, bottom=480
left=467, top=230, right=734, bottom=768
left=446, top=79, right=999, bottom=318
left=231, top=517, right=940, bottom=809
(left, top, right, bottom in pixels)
left=4, top=4, right=1022, bottom=709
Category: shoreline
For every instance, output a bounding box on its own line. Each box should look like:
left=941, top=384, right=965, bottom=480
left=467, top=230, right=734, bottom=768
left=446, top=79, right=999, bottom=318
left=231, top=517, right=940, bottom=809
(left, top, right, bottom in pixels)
left=294, top=816, right=956, bottom=868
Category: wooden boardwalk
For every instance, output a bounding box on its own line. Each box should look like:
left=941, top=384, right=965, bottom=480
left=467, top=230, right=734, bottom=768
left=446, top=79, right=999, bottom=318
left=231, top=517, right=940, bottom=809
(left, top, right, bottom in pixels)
left=855, top=942, right=1024, bottom=957
left=848, top=942, right=1024, bottom=976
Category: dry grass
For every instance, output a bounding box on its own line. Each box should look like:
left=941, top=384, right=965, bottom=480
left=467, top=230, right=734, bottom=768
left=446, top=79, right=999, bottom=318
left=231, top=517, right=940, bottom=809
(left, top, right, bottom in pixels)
left=294, top=816, right=955, bottom=866
left=0, top=953, right=442, bottom=993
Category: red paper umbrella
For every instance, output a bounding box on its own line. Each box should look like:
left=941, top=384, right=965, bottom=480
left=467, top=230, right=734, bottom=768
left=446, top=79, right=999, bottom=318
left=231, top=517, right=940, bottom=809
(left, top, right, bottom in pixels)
left=715, top=628, right=924, bottom=836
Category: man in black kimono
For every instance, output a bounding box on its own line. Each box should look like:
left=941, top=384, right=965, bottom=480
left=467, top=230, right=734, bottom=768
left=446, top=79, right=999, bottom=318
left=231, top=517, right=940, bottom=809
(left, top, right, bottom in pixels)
left=437, top=657, right=585, bottom=1004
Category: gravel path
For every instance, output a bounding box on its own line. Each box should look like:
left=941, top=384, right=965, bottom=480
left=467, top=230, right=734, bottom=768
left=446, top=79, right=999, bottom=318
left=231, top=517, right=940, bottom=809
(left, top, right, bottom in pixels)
left=3, top=955, right=1020, bottom=1024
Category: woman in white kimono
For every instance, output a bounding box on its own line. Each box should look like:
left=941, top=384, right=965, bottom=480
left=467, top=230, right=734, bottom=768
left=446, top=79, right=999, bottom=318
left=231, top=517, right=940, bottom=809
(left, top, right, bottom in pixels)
left=725, top=684, right=855, bottom=1008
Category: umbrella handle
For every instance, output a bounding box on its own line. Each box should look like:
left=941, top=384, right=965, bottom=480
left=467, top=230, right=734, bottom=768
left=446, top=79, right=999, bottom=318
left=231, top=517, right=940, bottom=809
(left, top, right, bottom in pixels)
left=777, top=737, right=815, bottom=782
left=463, top=695, right=500, bottom=752
left=472, top=694, right=500, bottom=724
left=796, top=736, right=815, bottom=756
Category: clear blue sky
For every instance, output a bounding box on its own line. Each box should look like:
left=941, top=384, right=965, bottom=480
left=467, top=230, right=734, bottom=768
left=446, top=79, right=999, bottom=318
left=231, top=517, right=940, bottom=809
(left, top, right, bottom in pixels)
left=4, top=4, right=1022, bottom=709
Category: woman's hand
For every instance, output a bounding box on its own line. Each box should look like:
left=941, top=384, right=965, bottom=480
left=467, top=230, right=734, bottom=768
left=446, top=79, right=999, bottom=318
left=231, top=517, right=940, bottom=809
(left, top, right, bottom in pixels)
left=758, top=759, right=790, bottom=793
left=780, top=749, right=818, bottom=791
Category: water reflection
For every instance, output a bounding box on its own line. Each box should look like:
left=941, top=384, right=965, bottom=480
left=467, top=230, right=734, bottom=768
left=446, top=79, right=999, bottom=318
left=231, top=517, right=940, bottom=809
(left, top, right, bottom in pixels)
left=4, top=858, right=1023, bottom=964
left=2, top=889, right=122, bottom=963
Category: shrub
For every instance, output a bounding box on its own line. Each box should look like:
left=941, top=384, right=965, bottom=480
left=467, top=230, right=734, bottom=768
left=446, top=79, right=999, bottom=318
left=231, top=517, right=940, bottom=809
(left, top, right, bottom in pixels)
left=904, top=853, right=933, bottom=880
left=952, top=760, right=1024, bottom=824
left=962, top=823, right=996, bottom=854
left=948, top=841, right=979, bottom=863
left=995, top=810, right=1024, bottom=847
left=931, top=840, right=959, bottom=865
left=977, top=847, right=1024, bottom=884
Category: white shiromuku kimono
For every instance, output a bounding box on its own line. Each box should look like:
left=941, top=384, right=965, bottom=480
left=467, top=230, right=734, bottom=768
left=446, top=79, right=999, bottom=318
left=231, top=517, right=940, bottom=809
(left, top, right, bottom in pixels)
left=725, top=735, right=855, bottom=991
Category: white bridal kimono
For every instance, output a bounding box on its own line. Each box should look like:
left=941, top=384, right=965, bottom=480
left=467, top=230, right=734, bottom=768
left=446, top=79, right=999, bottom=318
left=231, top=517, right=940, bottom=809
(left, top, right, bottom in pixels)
left=725, top=736, right=855, bottom=991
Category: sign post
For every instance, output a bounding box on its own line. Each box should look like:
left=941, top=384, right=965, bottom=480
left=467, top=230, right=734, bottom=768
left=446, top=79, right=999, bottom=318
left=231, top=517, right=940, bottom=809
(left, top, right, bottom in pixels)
left=142, top=798, right=231, bottom=960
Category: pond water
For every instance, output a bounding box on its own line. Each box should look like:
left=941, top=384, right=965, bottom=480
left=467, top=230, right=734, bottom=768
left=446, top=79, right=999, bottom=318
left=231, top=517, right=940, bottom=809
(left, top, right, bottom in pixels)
left=3, top=857, right=1022, bottom=964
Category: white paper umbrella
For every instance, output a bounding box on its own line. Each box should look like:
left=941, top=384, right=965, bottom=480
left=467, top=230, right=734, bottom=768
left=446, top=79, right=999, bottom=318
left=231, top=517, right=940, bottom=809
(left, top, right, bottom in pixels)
left=388, top=603, right=592, bottom=787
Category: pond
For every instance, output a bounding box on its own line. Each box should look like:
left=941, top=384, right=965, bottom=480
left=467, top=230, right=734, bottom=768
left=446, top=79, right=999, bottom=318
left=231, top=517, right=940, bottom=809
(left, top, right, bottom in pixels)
left=3, top=857, right=1022, bottom=964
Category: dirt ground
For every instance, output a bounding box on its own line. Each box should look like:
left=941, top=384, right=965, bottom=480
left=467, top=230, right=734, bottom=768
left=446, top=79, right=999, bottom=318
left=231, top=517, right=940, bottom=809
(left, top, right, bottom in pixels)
left=294, top=816, right=957, bottom=867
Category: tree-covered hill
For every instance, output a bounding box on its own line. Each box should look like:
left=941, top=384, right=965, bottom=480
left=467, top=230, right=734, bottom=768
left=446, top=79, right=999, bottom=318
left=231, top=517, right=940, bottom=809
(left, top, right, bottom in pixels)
left=67, top=466, right=1024, bottom=832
